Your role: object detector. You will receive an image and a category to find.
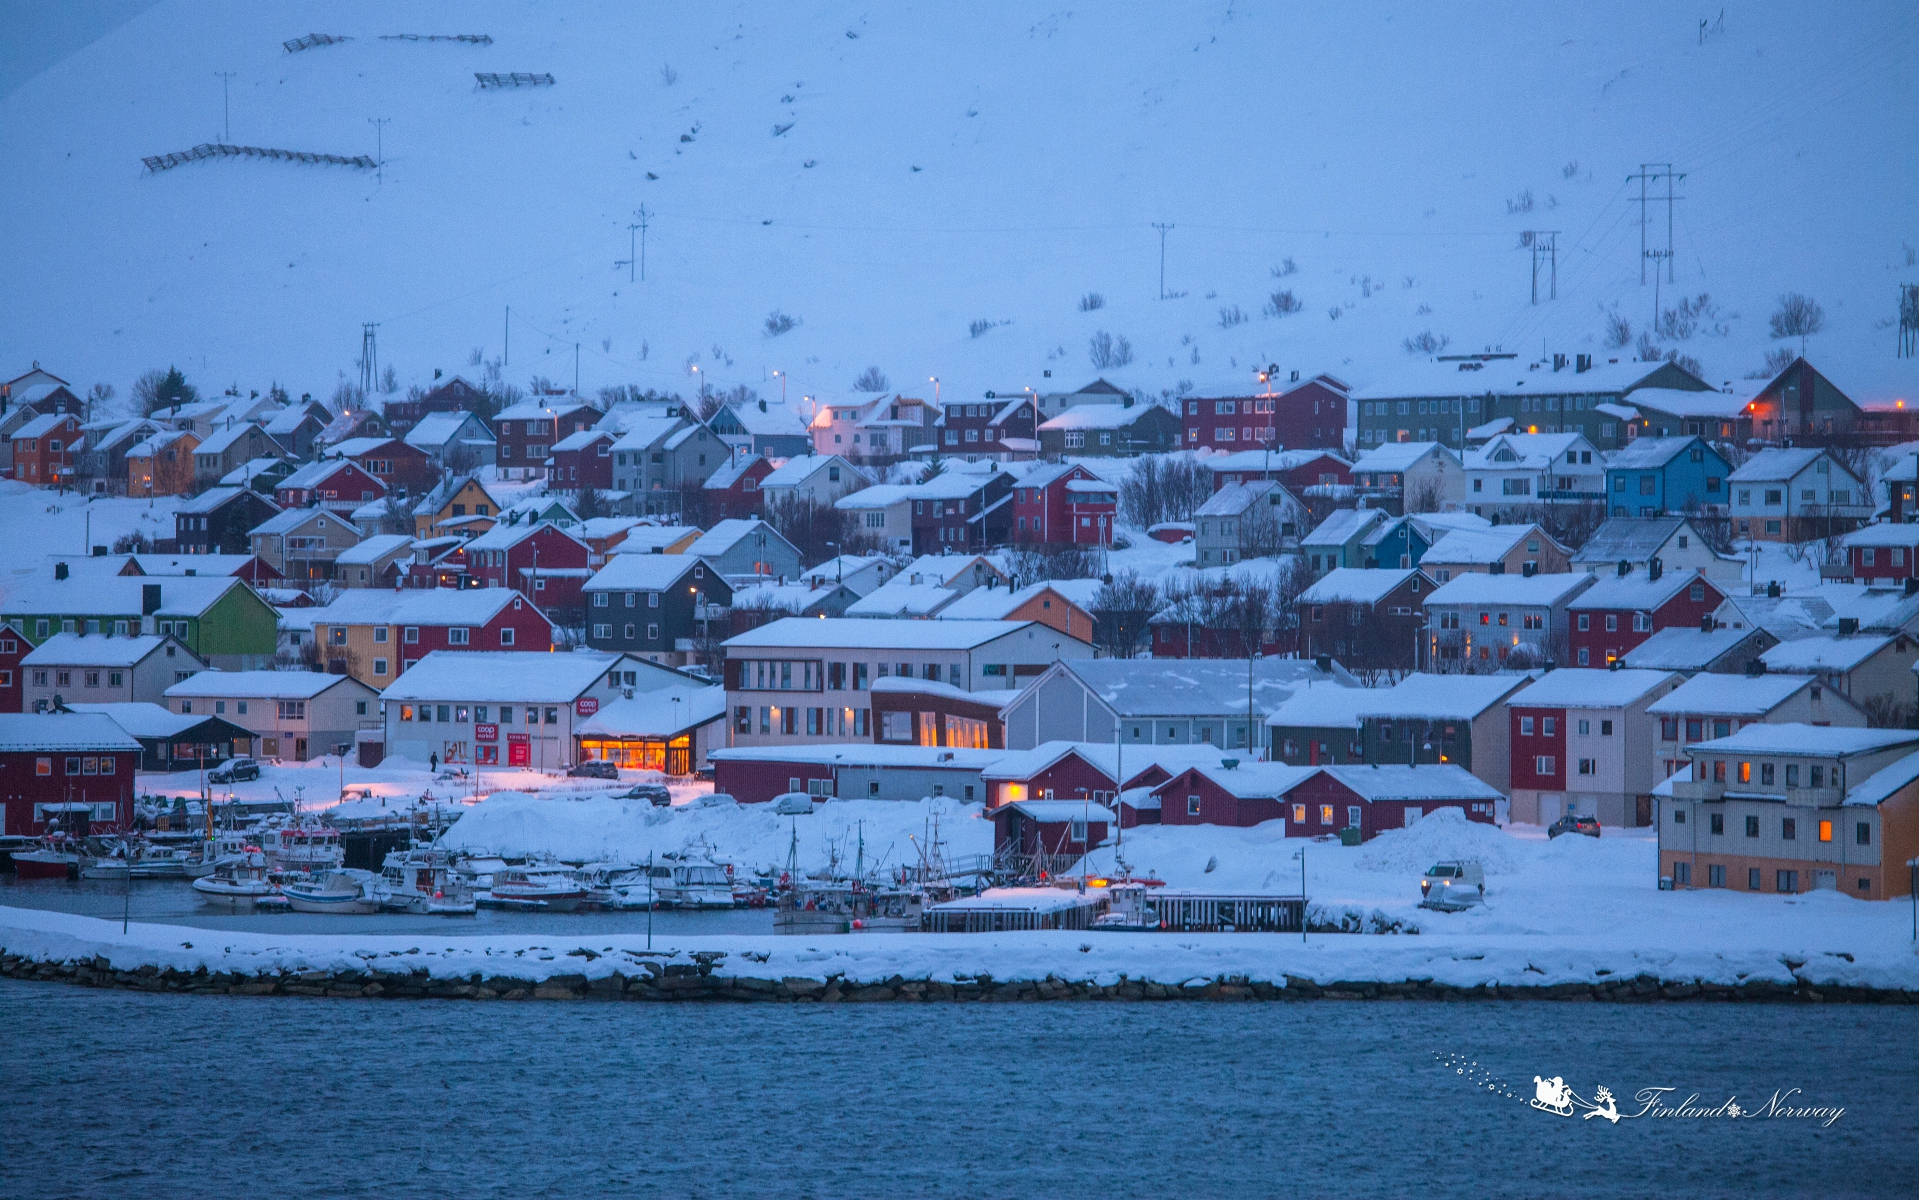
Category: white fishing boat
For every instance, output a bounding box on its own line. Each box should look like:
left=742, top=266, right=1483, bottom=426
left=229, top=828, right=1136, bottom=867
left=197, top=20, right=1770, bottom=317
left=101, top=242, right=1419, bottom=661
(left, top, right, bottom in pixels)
left=190, top=852, right=277, bottom=910
left=81, top=841, right=195, bottom=881
left=184, top=831, right=256, bottom=880
left=650, top=850, right=736, bottom=910
left=379, top=847, right=477, bottom=915
left=260, top=821, right=346, bottom=876
left=484, top=868, right=589, bottom=912
left=280, top=868, right=384, bottom=915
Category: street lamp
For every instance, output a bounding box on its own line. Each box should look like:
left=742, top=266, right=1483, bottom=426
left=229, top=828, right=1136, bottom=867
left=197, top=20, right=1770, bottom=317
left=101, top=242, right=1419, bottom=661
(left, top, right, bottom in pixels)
left=772, top=370, right=786, bottom=405
left=929, top=376, right=940, bottom=407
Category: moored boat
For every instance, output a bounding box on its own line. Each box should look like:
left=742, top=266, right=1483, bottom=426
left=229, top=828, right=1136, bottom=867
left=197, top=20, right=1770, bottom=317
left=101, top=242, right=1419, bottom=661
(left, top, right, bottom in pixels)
left=280, top=868, right=384, bottom=915
left=379, top=847, right=477, bottom=915
left=190, top=852, right=277, bottom=910
left=484, top=868, right=588, bottom=912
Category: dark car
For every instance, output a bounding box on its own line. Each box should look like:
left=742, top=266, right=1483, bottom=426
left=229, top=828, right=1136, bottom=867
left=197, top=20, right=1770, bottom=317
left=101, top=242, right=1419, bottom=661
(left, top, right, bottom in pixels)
left=617, top=783, right=673, bottom=807
left=207, top=757, right=261, bottom=784
left=567, top=760, right=620, bottom=780
left=1548, top=815, right=1601, bottom=839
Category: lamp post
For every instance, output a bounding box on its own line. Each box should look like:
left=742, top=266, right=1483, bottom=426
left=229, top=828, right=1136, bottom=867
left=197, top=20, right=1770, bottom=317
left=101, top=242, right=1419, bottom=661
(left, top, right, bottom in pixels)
left=772, top=370, right=786, bottom=405
left=929, top=376, right=940, bottom=407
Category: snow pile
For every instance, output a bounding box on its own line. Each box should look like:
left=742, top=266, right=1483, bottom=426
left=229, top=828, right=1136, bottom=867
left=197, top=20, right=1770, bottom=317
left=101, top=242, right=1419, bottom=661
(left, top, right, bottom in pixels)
left=1352, top=808, right=1528, bottom=877
left=437, top=791, right=993, bottom=877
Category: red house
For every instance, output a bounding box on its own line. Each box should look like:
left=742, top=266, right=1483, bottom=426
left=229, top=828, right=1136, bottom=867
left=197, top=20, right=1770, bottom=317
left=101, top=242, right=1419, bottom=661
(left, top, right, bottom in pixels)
left=1567, top=569, right=1724, bottom=667
left=0, top=630, right=24, bottom=713
left=1012, top=463, right=1118, bottom=547
left=341, top=438, right=438, bottom=497
left=387, top=590, right=558, bottom=674
left=938, top=396, right=1039, bottom=460
left=1182, top=374, right=1351, bottom=452
left=989, top=800, right=1113, bottom=863
left=1154, top=762, right=1316, bottom=827
left=701, top=455, right=774, bottom=521
left=1280, top=765, right=1501, bottom=841
left=0, top=713, right=141, bottom=836
left=9, top=412, right=81, bottom=486
left=1838, top=525, right=1919, bottom=586
left=1207, top=448, right=1353, bottom=495
left=275, top=459, right=388, bottom=513
left=911, top=470, right=1013, bottom=554
left=493, top=398, right=599, bottom=481
left=548, top=429, right=616, bottom=493
left=461, top=521, right=593, bottom=617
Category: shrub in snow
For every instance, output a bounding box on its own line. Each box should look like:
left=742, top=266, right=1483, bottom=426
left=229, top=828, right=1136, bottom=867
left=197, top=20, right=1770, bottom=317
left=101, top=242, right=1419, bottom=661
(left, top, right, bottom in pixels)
left=1352, top=807, right=1526, bottom=877
left=1078, top=291, right=1104, bottom=312
left=1769, top=291, right=1825, bottom=354
left=1505, top=188, right=1534, bottom=214
left=852, top=366, right=889, bottom=392
left=1603, top=311, right=1633, bottom=350
left=1264, top=289, right=1303, bottom=317
left=1271, top=258, right=1298, bottom=278
left=1403, top=329, right=1449, bottom=355
left=1088, top=331, right=1133, bottom=369
left=968, top=318, right=998, bottom=338
left=763, top=310, right=800, bottom=337
left=1217, top=304, right=1246, bottom=329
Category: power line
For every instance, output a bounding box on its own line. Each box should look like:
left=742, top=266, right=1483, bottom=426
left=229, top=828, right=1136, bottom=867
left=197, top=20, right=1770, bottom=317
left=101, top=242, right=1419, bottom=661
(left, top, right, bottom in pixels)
left=367, top=117, right=390, bottom=185
left=1151, top=223, right=1173, bottom=299
left=213, top=71, right=235, bottom=142
left=1627, top=163, right=1683, bottom=286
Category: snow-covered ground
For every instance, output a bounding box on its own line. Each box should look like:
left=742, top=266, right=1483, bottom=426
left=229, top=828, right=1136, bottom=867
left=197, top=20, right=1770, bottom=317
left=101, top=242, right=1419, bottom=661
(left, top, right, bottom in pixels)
left=3, top=3, right=1914, bottom=415
left=0, top=483, right=183, bottom=602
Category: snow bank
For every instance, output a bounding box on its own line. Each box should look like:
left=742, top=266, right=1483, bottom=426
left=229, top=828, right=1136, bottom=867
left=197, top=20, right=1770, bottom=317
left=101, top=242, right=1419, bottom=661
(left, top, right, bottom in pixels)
left=1353, top=808, right=1528, bottom=877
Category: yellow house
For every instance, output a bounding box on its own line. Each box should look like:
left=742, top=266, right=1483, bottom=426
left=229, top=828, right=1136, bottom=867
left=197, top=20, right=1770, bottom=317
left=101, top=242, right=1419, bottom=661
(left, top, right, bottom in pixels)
left=126, top=429, right=199, bottom=497
left=933, top=580, right=1099, bottom=642
left=413, top=476, right=500, bottom=539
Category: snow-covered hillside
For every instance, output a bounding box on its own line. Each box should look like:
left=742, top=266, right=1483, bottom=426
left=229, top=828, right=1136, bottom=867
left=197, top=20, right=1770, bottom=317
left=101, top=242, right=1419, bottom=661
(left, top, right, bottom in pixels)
left=2, top=2, right=1914, bottom=421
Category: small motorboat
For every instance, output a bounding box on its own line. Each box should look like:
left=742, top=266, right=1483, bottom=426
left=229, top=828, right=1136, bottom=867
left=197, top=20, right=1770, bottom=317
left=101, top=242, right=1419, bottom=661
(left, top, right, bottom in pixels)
left=1089, top=883, right=1164, bottom=932
left=280, top=868, right=384, bottom=915
left=82, top=840, right=194, bottom=881
left=380, top=847, right=477, bottom=915
left=11, top=845, right=80, bottom=881
left=190, top=852, right=277, bottom=910
left=485, top=868, right=589, bottom=913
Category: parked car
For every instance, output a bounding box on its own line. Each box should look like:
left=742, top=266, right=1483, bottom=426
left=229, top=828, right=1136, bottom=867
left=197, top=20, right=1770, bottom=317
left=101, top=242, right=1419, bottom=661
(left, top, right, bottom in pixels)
left=207, top=757, right=260, bottom=784
left=1548, top=815, right=1601, bottom=839
left=1419, top=860, right=1485, bottom=910
left=697, top=791, right=738, bottom=808
left=568, top=760, right=620, bottom=780
left=771, top=792, right=815, bottom=815
left=617, top=783, right=673, bottom=807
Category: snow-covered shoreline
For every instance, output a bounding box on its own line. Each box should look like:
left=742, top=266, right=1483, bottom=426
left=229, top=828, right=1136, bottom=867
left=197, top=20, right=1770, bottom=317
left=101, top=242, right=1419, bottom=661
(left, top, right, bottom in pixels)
left=4, top=904, right=1915, bottom=1001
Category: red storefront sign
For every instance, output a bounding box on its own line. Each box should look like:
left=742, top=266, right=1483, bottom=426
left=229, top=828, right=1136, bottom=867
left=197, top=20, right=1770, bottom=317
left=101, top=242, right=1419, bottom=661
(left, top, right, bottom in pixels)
left=507, top=732, right=530, bottom=768
left=475, top=723, right=498, bottom=742
left=576, top=697, right=600, bottom=717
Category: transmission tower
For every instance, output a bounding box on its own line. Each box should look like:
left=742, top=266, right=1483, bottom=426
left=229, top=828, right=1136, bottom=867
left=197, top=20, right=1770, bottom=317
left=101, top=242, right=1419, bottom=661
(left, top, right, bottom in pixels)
left=1900, top=283, right=1918, bottom=359
left=359, top=323, right=379, bottom=398
left=1627, top=163, right=1684, bottom=285
left=1520, top=231, right=1560, bottom=304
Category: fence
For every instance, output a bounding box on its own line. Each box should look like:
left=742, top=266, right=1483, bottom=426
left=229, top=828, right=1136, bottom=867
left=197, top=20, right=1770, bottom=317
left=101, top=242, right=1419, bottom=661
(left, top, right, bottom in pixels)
left=383, top=34, right=492, bottom=44
left=284, top=33, right=351, bottom=53
left=475, top=73, right=555, bottom=88
left=1145, top=892, right=1306, bottom=932
left=142, top=143, right=377, bottom=174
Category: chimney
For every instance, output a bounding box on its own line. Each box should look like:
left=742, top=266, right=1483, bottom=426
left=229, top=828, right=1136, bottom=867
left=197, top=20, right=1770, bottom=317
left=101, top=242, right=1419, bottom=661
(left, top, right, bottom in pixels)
left=142, top=584, right=162, bottom=615
left=1648, top=557, right=1663, bottom=582
left=1745, top=658, right=1767, bottom=677
left=53, top=562, right=68, bottom=581
left=758, top=399, right=767, bottom=412
left=1553, top=353, right=1567, bottom=372
left=1488, top=561, right=1505, bottom=575
left=1767, top=580, right=1782, bottom=599
left=1290, top=370, right=1300, bottom=382
left=1906, top=577, right=1918, bottom=597
left=1617, top=560, right=1632, bottom=578
left=1608, top=659, right=1621, bottom=671
left=1700, top=614, right=1715, bottom=633
left=1575, top=354, right=1592, bottom=373
left=1838, top=617, right=1859, bottom=637
left=1314, top=654, right=1332, bottom=673
left=1522, top=562, right=1537, bottom=577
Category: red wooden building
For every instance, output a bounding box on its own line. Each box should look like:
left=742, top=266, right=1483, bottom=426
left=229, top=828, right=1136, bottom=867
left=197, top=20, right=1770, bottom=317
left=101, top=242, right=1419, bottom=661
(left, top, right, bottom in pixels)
left=1837, top=525, right=1919, bottom=586
left=989, top=799, right=1113, bottom=862
left=384, top=590, right=558, bottom=674
left=1280, top=765, right=1501, bottom=842
left=869, top=678, right=1005, bottom=749
left=9, top=412, right=81, bottom=486
left=1153, top=762, right=1316, bottom=827
left=1206, top=448, right=1353, bottom=495
left=275, top=459, right=388, bottom=513
left=0, top=713, right=141, bottom=836
left=1182, top=374, right=1350, bottom=453
left=547, top=429, right=616, bottom=493
left=381, top=375, right=488, bottom=432
left=342, top=438, right=438, bottom=498
left=938, top=396, right=1039, bottom=459
left=910, top=470, right=1013, bottom=555
left=1567, top=569, right=1724, bottom=667
left=461, top=521, right=593, bottom=618
left=493, top=398, right=600, bottom=481
left=0, top=629, right=24, bottom=713
left=701, top=455, right=773, bottom=521
left=1012, top=463, right=1118, bottom=547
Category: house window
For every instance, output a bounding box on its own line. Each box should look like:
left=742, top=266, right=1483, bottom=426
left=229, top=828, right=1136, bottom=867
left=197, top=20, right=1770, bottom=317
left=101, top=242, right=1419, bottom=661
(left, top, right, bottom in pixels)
left=374, top=658, right=388, bottom=676
left=1710, top=862, right=1730, bottom=887
left=1187, top=795, right=1201, bottom=816
left=448, top=627, right=469, bottom=646
left=1534, top=756, right=1554, bottom=774
left=500, top=628, right=515, bottom=646
left=1745, top=815, right=1759, bottom=837
left=404, top=626, right=420, bottom=643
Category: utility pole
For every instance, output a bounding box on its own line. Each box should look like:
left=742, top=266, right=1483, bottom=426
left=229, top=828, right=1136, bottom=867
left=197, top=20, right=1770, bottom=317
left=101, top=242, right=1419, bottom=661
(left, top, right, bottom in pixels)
left=359, top=324, right=379, bottom=398
left=636, top=205, right=649, bottom=281
left=1627, top=163, right=1684, bottom=285
left=620, top=217, right=640, bottom=281
left=368, top=117, right=390, bottom=184
left=1898, top=284, right=1918, bottom=359
left=504, top=306, right=510, bottom=366
left=574, top=343, right=580, bottom=396
left=1151, top=223, right=1174, bottom=299
left=1520, top=231, right=1560, bottom=304
left=214, top=71, right=235, bottom=142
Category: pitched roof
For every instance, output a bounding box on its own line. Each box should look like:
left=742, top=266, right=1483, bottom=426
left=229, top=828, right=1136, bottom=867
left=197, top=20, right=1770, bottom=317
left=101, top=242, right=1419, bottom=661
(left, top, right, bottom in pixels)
left=552, top=428, right=613, bottom=452
left=20, top=633, right=182, bottom=668
left=1202, top=448, right=1350, bottom=475
left=583, top=553, right=701, bottom=592
left=276, top=458, right=365, bottom=491
left=1301, top=508, right=1386, bottom=547
left=834, top=484, right=916, bottom=510
left=1688, top=723, right=1919, bottom=758
left=1843, top=749, right=1919, bottom=809
left=1567, top=570, right=1711, bottom=611
left=1619, top=626, right=1765, bottom=671
left=1351, top=442, right=1452, bottom=473
left=722, top=617, right=1038, bottom=651
left=1569, top=517, right=1689, bottom=564
left=164, top=670, right=363, bottom=699
left=1352, top=357, right=1693, bottom=402
left=1194, top=480, right=1291, bottom=518
left=608, top=415, right=687, bottom=453
left=1602, top=435, right=1707, bottom=470
left=1645, top=671, right=1820, bottom=716
left=1421, top=524, right=1553, bottom=565
left=701, top=455, right=765, bottom=490
left=689, top=518, right=786, bottom=559
left=1499, top=667, right=1680, bottom=709
left=1044, top=658, right=1352, bottom=719
left=844, top=581, right=959, bottom=617
left=64, top=701, right=203, bottom=740
left=1, top=575, right=250, bottom=620
left=1425, top=572, right=1593, bottom=606
left=404, top=411, right=492, bottom=449
left=1461, top=432, right=1587, bottom=471
left=1727, top=447, right=1829, bottom=483
left=1840, top=523, right=1919, bottom=548
left=721, top=400, right=808, bottom=437
left=1626, top=387, right=1749, bottom=420
left=1038, top=404, right=1162, bottom=430
left=575, top=685, right=727, bottom=739
left=334, top=534, right=415, bottom=565
left=376, top=650, right=629, bottom=701
left=0, top=713, right=142, bottom=752
left=1760, top=633, right=1895, bottom=673
left=612, top=525, right=701, bottom=553
left=1298, top=568, right=1425, bottom=606
left=759, top=454, right=870, bottom=491
left=1317, top=763, right=1504, bottom=801
left=1263, top=680, right=1379, bottom=730
left=1156, top=760, right=1320, bottom=800
left=193, top=423, right=264, bottom=455
left=1353, top=673, right=1531, bottom=720
left=934, top=579, right=1102, bottom=621
left=176, top=486, right=274, bottom=515
left=308, top=587, right=541, bottom=628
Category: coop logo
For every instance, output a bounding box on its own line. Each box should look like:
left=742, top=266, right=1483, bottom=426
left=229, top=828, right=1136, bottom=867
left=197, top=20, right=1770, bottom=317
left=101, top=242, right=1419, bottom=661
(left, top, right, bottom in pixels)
left=1434, top=1053, right=1844, bottom=1128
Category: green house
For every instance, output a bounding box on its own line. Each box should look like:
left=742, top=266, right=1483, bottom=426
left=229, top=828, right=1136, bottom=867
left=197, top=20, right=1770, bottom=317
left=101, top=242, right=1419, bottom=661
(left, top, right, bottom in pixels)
left=1, top=570, right=280, bottom=671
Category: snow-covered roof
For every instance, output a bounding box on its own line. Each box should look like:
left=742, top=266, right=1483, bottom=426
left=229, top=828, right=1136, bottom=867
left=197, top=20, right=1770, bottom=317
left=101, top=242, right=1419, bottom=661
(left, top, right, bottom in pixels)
left=11, top=412, right=73, bottom=439
left=833, top=483, right=915, bottom=510
left=722, top=400, right=808, bottom=437
left=1202, top=448, right=1348, bottom=475
left=551, top=428, right=612, bottom=453
left=1688, top=723, right=1919, bottom=758
left=1620, top=627, right=1765, bottom=671
left=1424, top=572, right=1592, bottom=607
left=1318, top=763, right=1504, bottom=801
left=575, top=685, right=726, bottom=739
left=21, top=633, right=181, bottom=668
left=724, top=617, right=1034, bottom=651
left=982, top=741, right=1229, bottom=785
left=1351, top=441, right=1450, bottom=474
left=1, top=575, right=247, bottom=619
left=324, top=435, right=397, bottom=460
left=1500, top=667, right=1679, bottom=709
left=219, top=457, right=288, bottom=486
left=584, top=553, right=700, bottom=592
left=1042, top=658, right=1352, bottom=720
left=1645, top=672, right=1818, bottom=717
left=1843, top=749, right=1919, bottom=809
left=126, top=553, right=264, bottom=578
left=1298, top=568, right=1423, bottom=606
left=613, top=525, right=701, bottom=553
left=688, top=518, right=776, bottom=558
left=729, top=581, right=837, bottom=613
left=895, top=553, right=1000, bottom=589
left=1301, top=507, right=1385, bottom=547
left=1465, top=417, right=1513, bottom=439
left=1727, top=447, right=1829, bottom=484
left=0, top=713, right=142, bottom=753
left=1421, top=525, right=1548, bottom=565
left=334, top=534, right=414, bottom=565
left=844, top=581, right=959, bottom=617
left=701, top=455, right=763, bottom=490
left=494, top=397, right=596, bottom=423
left=1038, top=404, right=1157, bottom=430
left=1355, top=673, right=1530, bottom=720
left=175, top=486, right=270, bottom=515
left=1601, top=435, right=1708, bottom=471
left=165, top=670, right=363, bottom=700
left=263, top=407, right=320, bottom=435
left=404, top=412, right=490, bottom=449
left=1626, top=387, right=1748, bottom=420
left=1461, top=432, right=1586, bottom=472
left=607, top=415, right=686, bottom=453
left=1839, top=523, right=1919, bottom=548
left=1155, top=760, right=1319, bottom=801
left=63, top=701, right=202, bottom=740
left=247, top=506, right=331, bottom=535
left=1567, top=570, right=1708, bottom=611
left=1351, top=358, right=1681, bottom=402
left=995, top=800, right=1118, bottom=823
left=1760, top=634, right=1894, bottom=673
left=1263, top=680, right=1377, bottom=730
left=935, top=579, right=1101, bottom=621
left=1194, top=480, right=1289, bottom=518
left=707, top=743, right=1005, bottom=769
left=307, top=587, right=537, bottom=629
left=128, top=429, right=193, bottom=457
left=759, top=454, right=869, bottom=491
left=192, top=422, right=263, bottom=456
left=378, top=650, right=630, bottom=701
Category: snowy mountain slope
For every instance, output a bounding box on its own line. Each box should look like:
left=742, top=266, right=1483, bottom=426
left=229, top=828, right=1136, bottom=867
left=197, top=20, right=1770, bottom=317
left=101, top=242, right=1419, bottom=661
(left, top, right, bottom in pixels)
left=1, top=1, right=1914, bottom=421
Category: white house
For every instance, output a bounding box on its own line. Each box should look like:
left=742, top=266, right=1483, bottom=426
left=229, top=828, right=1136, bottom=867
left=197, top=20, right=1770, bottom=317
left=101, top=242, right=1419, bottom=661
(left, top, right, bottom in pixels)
left=164, top=670, right=377, bottom=762
left=1461, top=432, right=1606, bottom=517
left=1727, top=448, right=1869, bottom=542
left=20, top=633, right=204, bottom=710
left=757, top=454, right=872, bottom=508
left=834, top=484, right=916, bottom=553
left=1423, top=571, right=1595, bottom=669
left=1350, top=441, right=1465, bottom=512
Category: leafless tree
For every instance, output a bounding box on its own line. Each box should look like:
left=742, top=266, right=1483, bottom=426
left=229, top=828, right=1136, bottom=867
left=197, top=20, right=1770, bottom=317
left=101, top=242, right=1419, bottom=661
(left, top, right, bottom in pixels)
left=1237, top=495, right=1292, bottom=560
left=1769, top=292, right=1825, bottom=355
left=852, top=367, right=890, bottom=392
left=1119, top=454, right=1210, bottom=527
left=1003, top=543, right=1101, bottom=583
left=1403, top=329, right=1450, bottom=355
left=1603, top=311, right=1633, bottom=350
left=1535, top=498, right=1608, bottom=551
left=765, top=494, right=878, bottom=568
left=1088, top=331, right=1134, bottom=370
left=1406, top=477, right=1444, bottom=514
left=1090, top=570, right=1160, bottom=658
left=1860, top=692, right=1915, bottom=730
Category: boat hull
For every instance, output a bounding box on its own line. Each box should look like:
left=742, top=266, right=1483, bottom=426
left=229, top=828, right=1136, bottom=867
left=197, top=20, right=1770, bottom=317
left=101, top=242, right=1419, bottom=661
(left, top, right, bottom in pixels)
left=12, top=854, right=77, bottom=881
left=192, top=884, right=276, bottom=911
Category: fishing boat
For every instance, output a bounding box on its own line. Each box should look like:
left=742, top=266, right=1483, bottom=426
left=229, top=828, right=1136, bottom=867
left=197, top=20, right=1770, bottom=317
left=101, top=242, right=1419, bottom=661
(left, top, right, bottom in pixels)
left=280, top=868, right=385, bottom=915
left=650, top=850, right=736, bottom=909
left=81, top=840, right=195, bottom=881
left=259, top=821, right=346, bottom=876
left=484, top=868, right=589, bottom=912
left=10, top=838, right=81, bottom=881
left=184, top=830, right=255, bottom=880
left=1089, top=883, right=1164, bottom=932
left=190, top=852, right=277, bottom=910
left=379, top=847, right=477, bottom=915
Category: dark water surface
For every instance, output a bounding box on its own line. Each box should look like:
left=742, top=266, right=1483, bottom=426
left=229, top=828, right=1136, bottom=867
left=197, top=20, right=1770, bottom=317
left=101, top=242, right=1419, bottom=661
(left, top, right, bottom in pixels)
left=1, top=980, right=1913, bottom=1199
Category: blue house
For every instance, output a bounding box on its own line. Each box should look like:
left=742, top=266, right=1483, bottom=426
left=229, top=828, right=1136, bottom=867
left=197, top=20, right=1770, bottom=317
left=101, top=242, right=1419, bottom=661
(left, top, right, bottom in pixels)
left=1603, top=436, right=1730, bottom=518
left=1360, top=515, right=1434, bottom=570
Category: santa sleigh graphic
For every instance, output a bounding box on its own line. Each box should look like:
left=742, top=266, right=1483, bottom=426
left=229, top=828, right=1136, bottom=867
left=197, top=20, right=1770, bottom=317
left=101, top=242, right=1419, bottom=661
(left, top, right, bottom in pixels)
left=1532, top=1077, right=1623, bottom=1123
